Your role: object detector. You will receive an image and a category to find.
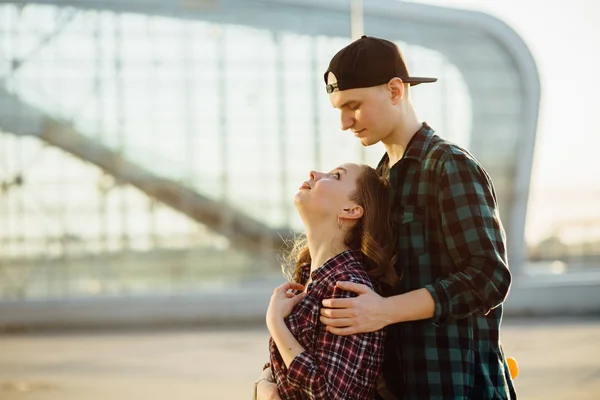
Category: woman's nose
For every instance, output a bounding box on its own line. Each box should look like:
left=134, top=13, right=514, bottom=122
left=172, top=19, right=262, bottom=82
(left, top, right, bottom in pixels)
left=309, top=170, right=321, bottom=181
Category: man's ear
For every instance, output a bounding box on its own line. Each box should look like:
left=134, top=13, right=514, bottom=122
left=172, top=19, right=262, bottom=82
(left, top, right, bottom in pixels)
left=388, top=77, right=404, bottom=105
left=340, top=205, right=364, bottom=221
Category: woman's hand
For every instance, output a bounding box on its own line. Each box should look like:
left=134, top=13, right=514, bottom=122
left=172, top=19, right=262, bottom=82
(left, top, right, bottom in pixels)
left=260, top=366, right=274, bottom=381
left=266, top=282, right=306, bottom=327
left=256, top=379, right=280, bottom=400
left=256, top=367, right=280, bottom=400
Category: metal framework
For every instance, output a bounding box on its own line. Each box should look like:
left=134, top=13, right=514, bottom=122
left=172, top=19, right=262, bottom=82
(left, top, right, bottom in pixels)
left=0, top=0, right=541, bottom=302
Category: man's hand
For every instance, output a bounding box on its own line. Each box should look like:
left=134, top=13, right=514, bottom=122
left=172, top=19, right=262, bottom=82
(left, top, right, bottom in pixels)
left=320, top=281, right=392, bottom=335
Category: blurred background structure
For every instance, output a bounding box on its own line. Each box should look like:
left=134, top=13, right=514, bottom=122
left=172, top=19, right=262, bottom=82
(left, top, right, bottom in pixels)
left=0, top=0, right=598, bottom=326
left=0, top=0, right=599, bottom=399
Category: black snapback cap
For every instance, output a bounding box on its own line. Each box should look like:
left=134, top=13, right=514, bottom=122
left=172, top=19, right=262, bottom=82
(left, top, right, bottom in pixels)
left=324, top=35, right=437, bottom=93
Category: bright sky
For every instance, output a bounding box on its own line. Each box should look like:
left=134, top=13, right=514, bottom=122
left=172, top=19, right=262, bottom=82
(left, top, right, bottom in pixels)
left=413, top=0, right=600, bottom=244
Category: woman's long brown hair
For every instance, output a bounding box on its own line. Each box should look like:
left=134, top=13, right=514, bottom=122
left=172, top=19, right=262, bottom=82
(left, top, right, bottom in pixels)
left=283, top=165, right=399, bottom=295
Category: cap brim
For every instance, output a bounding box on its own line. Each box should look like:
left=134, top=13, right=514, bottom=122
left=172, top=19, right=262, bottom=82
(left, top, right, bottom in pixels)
left=403, top=77, right=438, bottom=86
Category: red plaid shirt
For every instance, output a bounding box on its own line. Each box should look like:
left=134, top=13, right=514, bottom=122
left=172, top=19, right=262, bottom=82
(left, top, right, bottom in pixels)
left=269, top=250, right=385, bottom=399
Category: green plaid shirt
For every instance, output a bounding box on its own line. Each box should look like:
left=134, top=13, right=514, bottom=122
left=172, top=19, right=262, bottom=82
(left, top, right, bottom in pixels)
left=376, top=123, right=516, bottom=400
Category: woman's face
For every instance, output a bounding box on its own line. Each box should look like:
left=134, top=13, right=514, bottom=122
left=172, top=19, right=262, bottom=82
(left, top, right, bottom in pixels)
left=294, top=163, right=364, bottom=218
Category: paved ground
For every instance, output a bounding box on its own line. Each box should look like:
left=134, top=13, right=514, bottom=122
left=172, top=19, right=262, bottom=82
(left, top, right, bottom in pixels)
left=0, top=317, right=598, bottom=399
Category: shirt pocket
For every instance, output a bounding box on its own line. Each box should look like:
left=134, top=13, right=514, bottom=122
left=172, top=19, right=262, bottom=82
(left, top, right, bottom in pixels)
left=399, top=204, right=427, bottom=258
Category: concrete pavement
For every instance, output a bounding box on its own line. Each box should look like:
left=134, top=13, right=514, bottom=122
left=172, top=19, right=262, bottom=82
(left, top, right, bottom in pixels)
left=0, top=317, right=598, bottom=399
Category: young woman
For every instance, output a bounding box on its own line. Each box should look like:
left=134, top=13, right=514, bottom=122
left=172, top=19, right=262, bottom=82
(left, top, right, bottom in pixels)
left=255, top=163, right=398, bottom=400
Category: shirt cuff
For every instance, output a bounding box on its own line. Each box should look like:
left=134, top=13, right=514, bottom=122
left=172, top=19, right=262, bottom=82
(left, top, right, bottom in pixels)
left=424, top=282, right=450, bottom=325
left=286, top=351, right=315, bottom=390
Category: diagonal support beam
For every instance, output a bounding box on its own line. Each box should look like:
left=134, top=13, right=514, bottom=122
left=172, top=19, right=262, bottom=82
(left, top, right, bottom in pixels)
left=0, top=87, right=295, bottom=254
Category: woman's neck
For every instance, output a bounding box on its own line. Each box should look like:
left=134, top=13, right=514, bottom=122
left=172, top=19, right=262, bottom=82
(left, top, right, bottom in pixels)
left=305, top=223, right=350, bottom=275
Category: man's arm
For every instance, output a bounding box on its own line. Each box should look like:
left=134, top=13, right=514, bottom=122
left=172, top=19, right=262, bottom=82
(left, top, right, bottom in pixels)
left=424, top=153, right=512, bottom=324
left=320, top=283, right=434, bottom=334
left=320, top=153, right=511, bottom=334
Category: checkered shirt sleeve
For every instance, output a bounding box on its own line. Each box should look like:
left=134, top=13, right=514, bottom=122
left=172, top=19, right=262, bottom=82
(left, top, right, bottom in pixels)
left=424, top=153, right=512, bottom=324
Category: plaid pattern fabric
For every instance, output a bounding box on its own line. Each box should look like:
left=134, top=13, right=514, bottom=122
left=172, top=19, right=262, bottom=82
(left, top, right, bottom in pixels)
left=269, top=249, right=385, bottom=399
left=376, top=123, right=517, bottom=399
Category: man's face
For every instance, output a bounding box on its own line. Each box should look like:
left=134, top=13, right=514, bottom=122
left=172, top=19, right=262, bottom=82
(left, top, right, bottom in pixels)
left=327, top=72, right=394, bottom=146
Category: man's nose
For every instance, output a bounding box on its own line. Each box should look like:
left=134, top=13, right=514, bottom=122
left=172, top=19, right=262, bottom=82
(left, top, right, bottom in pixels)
left=340, top=111, right=355, bottom=131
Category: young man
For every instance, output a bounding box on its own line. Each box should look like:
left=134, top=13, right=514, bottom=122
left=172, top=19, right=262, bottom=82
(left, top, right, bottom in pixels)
left=317, top=36, right=516, bottom=399
left=257, top=35, right=516, bottom=399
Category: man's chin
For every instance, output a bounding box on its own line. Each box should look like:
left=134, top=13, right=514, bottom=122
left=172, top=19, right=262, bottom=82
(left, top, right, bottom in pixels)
left=359, top=136, right=378, bottom=147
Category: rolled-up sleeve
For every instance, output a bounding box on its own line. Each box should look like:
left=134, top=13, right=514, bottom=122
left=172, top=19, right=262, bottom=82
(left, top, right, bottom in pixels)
left=424, top=153, right=512, bottom=324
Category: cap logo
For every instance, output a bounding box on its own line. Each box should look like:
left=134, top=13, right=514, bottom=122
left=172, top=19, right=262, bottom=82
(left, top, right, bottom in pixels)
left=326, top=82, right=339, bottom=94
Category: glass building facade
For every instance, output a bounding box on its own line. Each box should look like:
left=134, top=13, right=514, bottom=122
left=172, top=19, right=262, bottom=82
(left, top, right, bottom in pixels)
left=0, top=2, right=542, bottom=302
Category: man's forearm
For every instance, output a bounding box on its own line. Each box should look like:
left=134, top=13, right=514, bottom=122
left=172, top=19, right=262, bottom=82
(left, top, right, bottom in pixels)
left=385, top=288, right=435, bottom=324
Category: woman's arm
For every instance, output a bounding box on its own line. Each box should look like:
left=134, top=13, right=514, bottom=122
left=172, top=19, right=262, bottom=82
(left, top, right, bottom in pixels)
left=269, top=282, right=385, bottom=400
left=267, top=318, right=306, bottom=368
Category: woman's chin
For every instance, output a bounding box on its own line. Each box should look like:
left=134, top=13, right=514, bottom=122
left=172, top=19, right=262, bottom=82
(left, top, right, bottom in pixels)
left=293, top=191, right=307, bottom=204
left=293, top=192, right=311, bottom=214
